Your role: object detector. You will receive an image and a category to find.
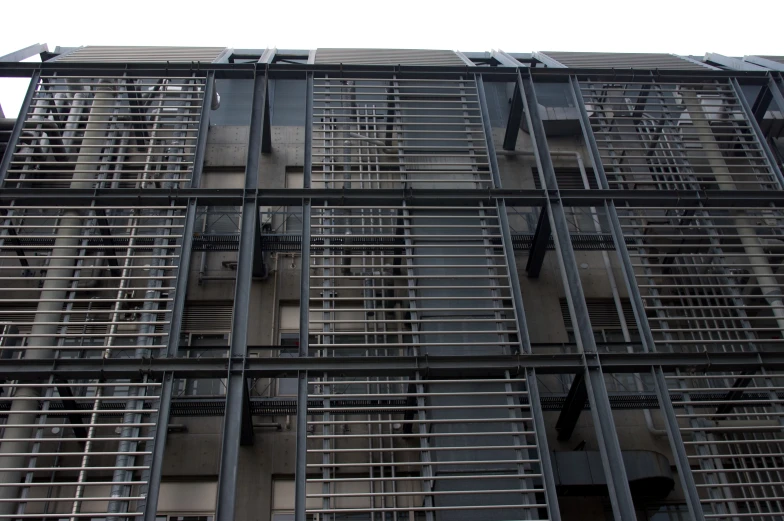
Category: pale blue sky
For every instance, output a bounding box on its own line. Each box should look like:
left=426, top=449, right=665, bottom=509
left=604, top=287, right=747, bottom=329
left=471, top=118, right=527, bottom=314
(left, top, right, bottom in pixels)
left=1, top=0, right=781, bottom=116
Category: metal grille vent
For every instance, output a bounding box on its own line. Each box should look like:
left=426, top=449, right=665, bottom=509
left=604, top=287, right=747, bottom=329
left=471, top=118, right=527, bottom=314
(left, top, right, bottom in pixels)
left=541, top=52, right=711, bottom=70
left=0, top=381, right=161, bottom=519
left=307, top=375, right=549, bottom=519
left=5, top=74, right=206, bottom=188
left=578, top=77, right=779, bottom=190
left=182, top=302, right=233, bottom=333
left=666, top=372, right=784, bottom=519
left=55, top=46, right=226, bottom=63
left=560, top=298, right=636, bottom=330
left=314, top=49, right=466, bottom=66
left=618, top=205, right=784, bottom=352
left=312, top=75, right=493, bottom=189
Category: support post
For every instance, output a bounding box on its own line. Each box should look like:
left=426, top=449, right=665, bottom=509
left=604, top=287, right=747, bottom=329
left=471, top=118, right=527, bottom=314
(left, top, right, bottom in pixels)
left=294, top=72, right=314, bottom=521
left=503, top=81, right=523, bottom=151
left=214, top=71, right=266, bottom=521
left=525, top=206, right=551, bottom=277
left=518, top=68, right=637, bottom=521
left=190, top=72, right=215, bottom=189
left=555, top=372, right=587, bottom=440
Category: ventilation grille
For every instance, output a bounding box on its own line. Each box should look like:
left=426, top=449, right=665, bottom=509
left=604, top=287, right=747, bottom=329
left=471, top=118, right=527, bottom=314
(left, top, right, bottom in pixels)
left=540, top=51, right=710, bottom=70
left=314, top=48, right=465, bottom=66
left=533, top=168, right=599, bottom=190
left=56, top=46, right=226, bottom=63
left=182, top=302, right=233, bottom=333
left=560, top=298, right=636, bottom=330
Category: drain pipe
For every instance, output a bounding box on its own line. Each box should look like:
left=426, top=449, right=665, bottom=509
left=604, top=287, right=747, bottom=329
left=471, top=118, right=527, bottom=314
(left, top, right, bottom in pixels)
left=0, top=82, right=116, bottom=514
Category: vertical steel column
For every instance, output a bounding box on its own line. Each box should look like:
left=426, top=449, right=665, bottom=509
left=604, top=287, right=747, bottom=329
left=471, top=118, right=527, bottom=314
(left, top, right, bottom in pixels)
left=730, top=77, right=784, bottom=188
left=0, top=71, right=39, bottom=185
left=143, top=73, right=214, bottom=521
left=214, top=71, right=265, bottom=521
left=568, top=76, right=707, bottom=521
left=190, top=73, right=215, bottom=189
left=295, top=72, right=314, bottom=521
left=142, top=200, right=198, bottom=521
left=517, top=69, right=636, bottom=521
left=477, top=73, right=561, bottom=521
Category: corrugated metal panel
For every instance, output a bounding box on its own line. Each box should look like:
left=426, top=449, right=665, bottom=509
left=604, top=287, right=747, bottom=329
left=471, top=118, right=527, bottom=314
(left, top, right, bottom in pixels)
left=758, top=55, right=784, bottom=64
left=314, top=48, right=466, bottom=66
left=56, top=46, right=226, bottom=63
left=561, top=298, right=636, bottom=330
left=182, top=301, right=233, bottom=332
left=541, top=51, right=711, bottom=70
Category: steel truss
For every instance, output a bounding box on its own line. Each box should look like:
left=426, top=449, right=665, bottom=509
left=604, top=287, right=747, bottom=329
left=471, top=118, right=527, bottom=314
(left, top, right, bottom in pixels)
left=0, top=62, right=783, bottom=521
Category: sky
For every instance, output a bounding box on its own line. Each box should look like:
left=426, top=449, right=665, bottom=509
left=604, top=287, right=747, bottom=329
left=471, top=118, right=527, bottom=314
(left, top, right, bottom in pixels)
left=1, top=0, right=782, bottom=116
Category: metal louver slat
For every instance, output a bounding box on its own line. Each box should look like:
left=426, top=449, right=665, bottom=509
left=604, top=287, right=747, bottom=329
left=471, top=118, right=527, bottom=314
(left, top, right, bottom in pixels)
left=314, top=48, right=466, bottom=66
left=55, top=46, right=226, bottom=63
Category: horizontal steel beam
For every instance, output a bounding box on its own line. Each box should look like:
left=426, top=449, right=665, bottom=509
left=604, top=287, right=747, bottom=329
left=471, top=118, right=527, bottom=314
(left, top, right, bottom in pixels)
left=0, top=60, right=774, bottom=83
left=3, top=188, right=784, bottom=207
left=2, top=351, right=784, bottom=380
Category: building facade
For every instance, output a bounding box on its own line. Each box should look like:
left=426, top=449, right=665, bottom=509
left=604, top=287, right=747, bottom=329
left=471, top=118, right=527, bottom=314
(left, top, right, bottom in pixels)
left=0, top=45, right=783, bottom=521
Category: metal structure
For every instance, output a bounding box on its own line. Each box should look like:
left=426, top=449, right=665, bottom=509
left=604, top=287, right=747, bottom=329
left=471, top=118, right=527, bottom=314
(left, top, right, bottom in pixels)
left=0, top=44, right=783, bottom=521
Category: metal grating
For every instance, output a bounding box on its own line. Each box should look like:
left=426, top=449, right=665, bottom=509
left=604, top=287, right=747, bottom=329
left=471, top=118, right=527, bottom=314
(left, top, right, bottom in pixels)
left=0, top=204, right=185, bottom=354
left=618, top=204, right=784, bottom=352
left=578, top=78, right=779, bottom=190
left=314, top=49, right=466, bottom=66
left=541, top=51, right=711, bottom=70
left=312, top=75, right=493, bottom=189
left=309, top=204, right=519, bottom=356
left=666, top=372, right=784, bottom=519
left=5, top=74, right=206, bottom=188
left=0, top=380, right=161, bottom=519
left=306, top=376, right=549, bottom=519
left=55, top=46, right=225, bottom=63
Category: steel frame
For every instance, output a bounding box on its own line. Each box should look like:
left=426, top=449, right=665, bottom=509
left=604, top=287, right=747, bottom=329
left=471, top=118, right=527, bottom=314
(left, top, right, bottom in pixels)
left=1, top=59, right=784, bottom=521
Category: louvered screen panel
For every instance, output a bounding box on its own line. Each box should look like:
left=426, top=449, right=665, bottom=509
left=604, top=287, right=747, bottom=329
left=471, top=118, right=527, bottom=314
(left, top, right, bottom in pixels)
left=314, top=48, right=466, bottom=66
left=313, top=75, right=493, bottom=189
left=541, top=51, right=710, bottom=70
left=666, top=372, right=784, bottom=520
left=5, top=74, right=206, bottom=188
left=307, top=375, right=550, bottom=520
left=0, top=381, right=161, bottom=519
left=577, top=76, right=779, bottom=190
left=0, top=204, right=185, bottom=355
left=618, top=204, right=784, bottom=353
left=56, top=46, right=225, bottom=63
